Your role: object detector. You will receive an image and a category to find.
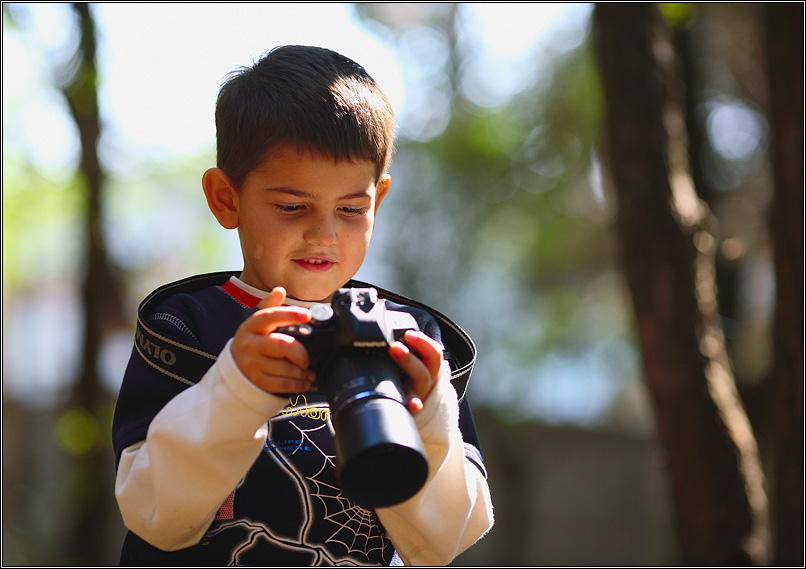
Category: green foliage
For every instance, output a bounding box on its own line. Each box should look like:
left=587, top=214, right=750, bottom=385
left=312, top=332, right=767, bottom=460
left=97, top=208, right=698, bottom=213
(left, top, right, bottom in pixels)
left=371, top=7, right=646, bottom=427
left=55, top=408, right=102, bottom=455
left=53, top=403, right=115, bottom=456
left=2, top=162, right=84, bottom=290
left=410, top=31, right=612, bottom=294
left=657, top=3, right=697, bottom=30
left=99, top=150, right=233, bottom=296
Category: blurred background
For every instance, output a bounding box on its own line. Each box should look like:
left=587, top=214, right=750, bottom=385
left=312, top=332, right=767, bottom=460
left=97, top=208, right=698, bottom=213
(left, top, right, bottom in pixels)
left=2, top=3, right=802, bottom=566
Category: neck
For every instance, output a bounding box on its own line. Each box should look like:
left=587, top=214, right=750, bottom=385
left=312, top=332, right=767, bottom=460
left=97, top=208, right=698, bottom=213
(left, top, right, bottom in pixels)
left=229, top=276, right=327, bottom=308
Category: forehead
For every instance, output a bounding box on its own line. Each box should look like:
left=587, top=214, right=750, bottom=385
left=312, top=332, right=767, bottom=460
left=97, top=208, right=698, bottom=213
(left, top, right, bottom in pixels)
left=252, top=144, right=376, bottom=179
left=241, top=144, right=380, bottom=201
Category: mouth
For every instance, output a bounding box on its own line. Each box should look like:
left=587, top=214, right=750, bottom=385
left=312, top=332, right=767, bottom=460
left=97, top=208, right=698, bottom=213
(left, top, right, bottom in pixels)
left=294, top=257, right=335, bottom=271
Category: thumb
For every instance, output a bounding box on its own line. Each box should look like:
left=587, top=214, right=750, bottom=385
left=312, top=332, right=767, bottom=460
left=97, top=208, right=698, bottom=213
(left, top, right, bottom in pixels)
left=242, top=287, right=288, bottom=320
left=258, top=286, right=287, bottom=309
left=406, top=394, right=424, bottom=415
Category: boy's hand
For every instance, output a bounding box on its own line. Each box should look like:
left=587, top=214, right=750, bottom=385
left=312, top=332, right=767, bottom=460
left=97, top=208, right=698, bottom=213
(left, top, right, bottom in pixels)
left=389, top=331, right=446, bottom=415
left=231, top=287, right=315, bottom=395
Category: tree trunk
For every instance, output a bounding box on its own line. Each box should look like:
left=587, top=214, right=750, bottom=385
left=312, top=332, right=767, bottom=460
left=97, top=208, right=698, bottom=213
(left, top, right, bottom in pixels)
left=58, top=3, right=125, bottom=563
left=764, top=4, right=804, bottom=566
left=593, top=4, right=768, bottom=564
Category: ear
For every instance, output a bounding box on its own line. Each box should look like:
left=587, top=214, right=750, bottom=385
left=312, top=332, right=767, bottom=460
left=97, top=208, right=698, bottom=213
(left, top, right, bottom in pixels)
left=202, top=168, right=240, bottom=229
left=373, top=174, right=391, bottom=215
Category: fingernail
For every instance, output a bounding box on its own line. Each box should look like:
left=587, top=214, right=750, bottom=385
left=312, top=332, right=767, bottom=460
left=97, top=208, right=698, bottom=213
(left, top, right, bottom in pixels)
left=389, top=343, right=408, bottom=359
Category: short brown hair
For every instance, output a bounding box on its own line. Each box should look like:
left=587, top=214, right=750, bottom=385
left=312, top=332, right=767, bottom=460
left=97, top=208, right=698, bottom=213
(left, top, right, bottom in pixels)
left=215, top=45, right=395, bottom=188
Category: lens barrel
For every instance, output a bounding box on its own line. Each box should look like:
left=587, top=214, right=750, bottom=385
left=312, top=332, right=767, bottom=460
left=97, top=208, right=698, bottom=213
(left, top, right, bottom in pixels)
left=325, top=354, right=428, bottom=507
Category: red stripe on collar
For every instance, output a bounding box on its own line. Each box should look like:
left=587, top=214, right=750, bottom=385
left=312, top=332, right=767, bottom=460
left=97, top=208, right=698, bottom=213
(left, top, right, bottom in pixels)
left=221, top=279, right=262, bottom=308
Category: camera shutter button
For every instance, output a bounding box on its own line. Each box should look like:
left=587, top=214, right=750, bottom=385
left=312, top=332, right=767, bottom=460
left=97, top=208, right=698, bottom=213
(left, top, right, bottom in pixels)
left=310, top=304, right=334, bottom=325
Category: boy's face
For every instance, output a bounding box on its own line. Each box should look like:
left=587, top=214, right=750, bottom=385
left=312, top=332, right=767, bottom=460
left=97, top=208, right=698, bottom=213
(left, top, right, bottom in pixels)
left=224, top=145, right=389, bottom=303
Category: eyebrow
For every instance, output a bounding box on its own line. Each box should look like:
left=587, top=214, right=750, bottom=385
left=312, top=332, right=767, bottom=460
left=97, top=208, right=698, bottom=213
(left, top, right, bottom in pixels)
left=266, top=188, right=372, bottom=200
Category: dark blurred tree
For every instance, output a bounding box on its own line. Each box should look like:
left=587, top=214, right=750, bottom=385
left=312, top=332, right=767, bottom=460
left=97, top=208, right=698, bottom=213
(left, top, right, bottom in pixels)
left=666, top=4, right=776, bottom=431
left=56, top=3, right=125, bottom=563
left=594, top=3, right=768, bottom=565
left=669, top=4, right=743, bottom=351
left=764, top=4, right=804, bottom=566
left=353, top=3, right=792, bottom=564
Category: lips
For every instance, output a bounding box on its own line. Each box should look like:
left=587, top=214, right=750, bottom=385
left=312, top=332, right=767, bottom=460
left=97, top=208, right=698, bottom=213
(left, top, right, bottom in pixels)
left=293, top=257, right=335, bottom=272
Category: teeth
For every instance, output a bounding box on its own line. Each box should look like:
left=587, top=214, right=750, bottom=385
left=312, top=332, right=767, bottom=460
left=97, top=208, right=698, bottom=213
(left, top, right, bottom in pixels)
left=305, top=259, right=326, bottom=264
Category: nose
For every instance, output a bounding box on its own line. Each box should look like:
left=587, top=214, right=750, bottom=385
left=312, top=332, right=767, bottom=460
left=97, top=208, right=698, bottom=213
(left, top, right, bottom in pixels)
left=303, top=213, right=338, bottom=246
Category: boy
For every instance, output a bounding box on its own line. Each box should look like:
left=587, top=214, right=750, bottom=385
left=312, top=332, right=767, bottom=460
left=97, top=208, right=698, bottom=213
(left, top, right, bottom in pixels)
left=112, top=45, right=493, bottom=566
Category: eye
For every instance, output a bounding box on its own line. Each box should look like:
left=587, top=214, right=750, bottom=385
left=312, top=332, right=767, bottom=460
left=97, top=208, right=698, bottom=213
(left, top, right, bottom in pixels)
left=339, top=206, right=366, bottom=216
left=275, top=204, right=305, bottom=213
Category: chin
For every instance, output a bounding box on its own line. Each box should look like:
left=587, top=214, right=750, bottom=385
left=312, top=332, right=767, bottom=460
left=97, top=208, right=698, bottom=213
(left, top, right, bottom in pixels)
left=287, top=273, right=353, bottom=303
left=288, top=287, right=336, bottom=304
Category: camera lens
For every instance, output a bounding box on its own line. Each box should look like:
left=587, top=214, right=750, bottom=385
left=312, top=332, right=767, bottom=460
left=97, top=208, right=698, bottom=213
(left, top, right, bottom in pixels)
left=324, top=353, right=428, bottom=507
left=334, top=398, right=428, bottom=507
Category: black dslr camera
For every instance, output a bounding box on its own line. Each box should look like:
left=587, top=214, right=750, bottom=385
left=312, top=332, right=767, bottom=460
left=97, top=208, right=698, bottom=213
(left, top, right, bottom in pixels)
left=276, top=287, right=428, bottom=508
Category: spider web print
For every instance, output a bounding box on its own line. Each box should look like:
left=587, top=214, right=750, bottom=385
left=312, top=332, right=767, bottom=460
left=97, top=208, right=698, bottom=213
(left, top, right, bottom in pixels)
left=206, top=401, right=392, bottom=566
left=304, top=445, right=388, bottom=559
left=292, top=413, right=391, bottom=561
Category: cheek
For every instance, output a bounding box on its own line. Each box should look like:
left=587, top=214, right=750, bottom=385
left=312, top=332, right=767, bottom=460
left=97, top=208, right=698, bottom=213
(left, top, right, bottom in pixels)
left=341, top=224, right=373, bottom=259
left=344, top=215, right=373, bottom=237
left=240, top=214, right=280, bottom=260
left=355, top=219, right=375, bottom=243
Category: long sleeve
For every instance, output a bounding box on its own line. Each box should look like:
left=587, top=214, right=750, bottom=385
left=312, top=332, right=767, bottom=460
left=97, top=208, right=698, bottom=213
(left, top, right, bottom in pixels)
left=114, top=340, right=287, bottom=551
left=376, top=363, right=494, bottom=565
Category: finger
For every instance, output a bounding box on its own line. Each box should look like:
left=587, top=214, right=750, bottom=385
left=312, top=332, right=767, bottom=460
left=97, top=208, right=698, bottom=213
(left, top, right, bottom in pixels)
left=400, top=331, right=444, bottom=379
left=246, top=287, right=310, bottom=333
left=249, top=353, right=315, bottom=383
left=232, top=326, right=313, bottom=383
left=250, top=373, right=315, bottom=395
left=238, top=353, right=314, bottom=384
left=237, top=328, right=311, bottom=369
left=264, top=332, right=311, bottom=369
left=258, top=286, right=287, bottom=309
left=244, top=304, right=311, bottom=336
left=389, top=340, right=434, bottom=402
left=235, top=334, right=315, bottom=381
left=406, top=396, right=424, bottom=415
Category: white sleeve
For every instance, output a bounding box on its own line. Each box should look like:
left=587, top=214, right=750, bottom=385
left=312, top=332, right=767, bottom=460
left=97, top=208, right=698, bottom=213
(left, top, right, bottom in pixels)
left=114, top=340, right=287, bottom=551
left=375, top=362, right=494, bottom=565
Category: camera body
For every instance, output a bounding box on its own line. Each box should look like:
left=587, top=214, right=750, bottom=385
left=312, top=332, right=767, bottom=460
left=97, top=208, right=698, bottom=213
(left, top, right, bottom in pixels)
left=276, top=287, right=428, bottom=507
